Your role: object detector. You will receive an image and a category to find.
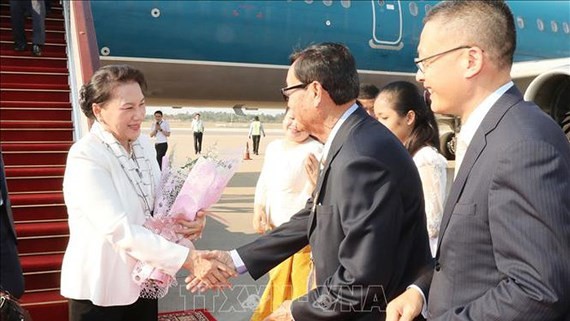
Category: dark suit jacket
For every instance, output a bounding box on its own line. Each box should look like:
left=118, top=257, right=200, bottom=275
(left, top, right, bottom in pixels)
left=416, top=86, right=570, bottom=320
left=0, top=149, right=25, bottom=298
left=238, top=107, right=432, bottom=321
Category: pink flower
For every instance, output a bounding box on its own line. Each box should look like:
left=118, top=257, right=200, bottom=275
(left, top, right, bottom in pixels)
left=132, top=151, right=241, bottom=299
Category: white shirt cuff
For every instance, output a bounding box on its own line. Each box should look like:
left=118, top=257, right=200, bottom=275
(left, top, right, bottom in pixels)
left=407, top=284, right=428, bottom=318
left=229, top=249, right=248, bottom=274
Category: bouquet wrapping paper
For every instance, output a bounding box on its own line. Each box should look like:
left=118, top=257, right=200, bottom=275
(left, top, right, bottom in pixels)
left=133, top=152, right=240, bottom=298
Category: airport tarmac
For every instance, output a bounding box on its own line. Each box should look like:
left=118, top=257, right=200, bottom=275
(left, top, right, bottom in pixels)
left=144, top=122, right=279, bottom=320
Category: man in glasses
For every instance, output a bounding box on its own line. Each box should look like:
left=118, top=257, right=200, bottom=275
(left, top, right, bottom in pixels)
left=187, top=42, right=432, bottom=321
left=387, top=1, right=570, bottom=320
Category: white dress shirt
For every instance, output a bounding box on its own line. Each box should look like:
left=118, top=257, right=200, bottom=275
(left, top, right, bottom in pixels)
left=191, top=119, right=204, bottom=133
left=152, top=120, right=170, bottom=144
left=455, top=81, right=514, bottom=177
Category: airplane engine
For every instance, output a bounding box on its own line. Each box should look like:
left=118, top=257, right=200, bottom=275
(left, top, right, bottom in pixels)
left=523, top=66, right=570, bottom=141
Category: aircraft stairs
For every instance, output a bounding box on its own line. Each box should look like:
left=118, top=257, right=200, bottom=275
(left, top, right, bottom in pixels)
left=0, top=1, right=71, bottom=319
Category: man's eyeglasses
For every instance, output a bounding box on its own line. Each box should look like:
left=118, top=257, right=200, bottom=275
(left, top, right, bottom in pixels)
left=281, top=83, right=308, bottom=101
left=414, top=45, right=471, bottom=72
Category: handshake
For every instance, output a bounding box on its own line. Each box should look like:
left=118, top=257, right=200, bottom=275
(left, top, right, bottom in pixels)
left=183, top=250, right=237, bottom=292
left=183, top=251, right=295, bottom=320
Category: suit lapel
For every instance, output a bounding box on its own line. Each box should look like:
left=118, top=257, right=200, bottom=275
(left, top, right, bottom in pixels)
left=436, top=86, right=524, bottom=255
left=308, top=107, right=367, bottom=237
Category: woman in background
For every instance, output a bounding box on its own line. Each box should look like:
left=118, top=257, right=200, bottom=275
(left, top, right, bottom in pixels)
left=250, top=108, right=322, bottom=320
left=374, top=81, right=447, bottom=257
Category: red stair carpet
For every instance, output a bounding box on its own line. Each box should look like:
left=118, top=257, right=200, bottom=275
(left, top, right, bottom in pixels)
left=158, top=309, right=217, bottom=321
left=0, top=1, right=71, bottom=320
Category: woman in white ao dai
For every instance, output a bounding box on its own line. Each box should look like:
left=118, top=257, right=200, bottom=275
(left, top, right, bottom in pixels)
left=374, top=81, right=447, bottom=257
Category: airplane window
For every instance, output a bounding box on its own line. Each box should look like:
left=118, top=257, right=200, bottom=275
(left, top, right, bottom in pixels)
left=409, top=2, right=418, bottom=17
left=563, top=22, right=570, bottom=34
left=100, top=47, right=110, bottom=56
left=305, top=0, right=314, bottom=4
left=425, top=4, right=432, bottom=14
left=323, top=0, right=332, bottom=6
left=551, top=21, right=558, bottom=33
left=150, top=8, right=160, bottom=18
left=377, top=0, right=385, bottom=6
left=516, top=17, right=525, bottom=29
left=537, top=18, right=544, bottom=32
left=341, top=0, right=351, bottom=8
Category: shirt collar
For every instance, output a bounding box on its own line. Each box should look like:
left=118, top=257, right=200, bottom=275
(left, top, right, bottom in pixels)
left=459, top=81, right=514, bottom=147
left=321, top=103, right=359, bottom=163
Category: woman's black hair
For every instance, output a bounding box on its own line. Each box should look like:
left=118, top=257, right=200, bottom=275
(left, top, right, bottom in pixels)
left=79, top=64, right=147, bottom=119
left=379, top=81, right=440, bottom=155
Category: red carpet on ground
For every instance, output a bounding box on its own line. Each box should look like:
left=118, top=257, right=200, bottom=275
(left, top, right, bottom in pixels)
left=158, top=309, right=217, bottom=321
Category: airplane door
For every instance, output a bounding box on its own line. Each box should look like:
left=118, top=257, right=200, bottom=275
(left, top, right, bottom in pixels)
left=369, top=0, right=404, bottom=50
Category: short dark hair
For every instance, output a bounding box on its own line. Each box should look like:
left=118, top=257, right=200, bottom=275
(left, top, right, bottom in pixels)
left=378, top=81, right=440, bottom=156
left=358, top=83, right=380, bottom=100
left=254, top=116, right=260, bottom=121
left=425, top=0, right=516, bottom=69
left=290, top=43, right=359, bottom=105
left=79, top=65, right=147, bottom=120
left=154, top=110, right=163, bottom=116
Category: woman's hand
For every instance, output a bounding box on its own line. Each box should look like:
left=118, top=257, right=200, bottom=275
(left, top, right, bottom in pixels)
left=175, top=210, right=207, bottom=241
left=305, top=153, right=319, bottom=191
left=252, top=204, right=268, bottom=234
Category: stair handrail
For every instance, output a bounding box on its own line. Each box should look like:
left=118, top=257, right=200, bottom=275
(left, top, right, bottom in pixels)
left=62, top=0, right=100, bottom=140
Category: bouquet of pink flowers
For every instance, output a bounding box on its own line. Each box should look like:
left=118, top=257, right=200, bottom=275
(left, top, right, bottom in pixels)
left=132, top=148, right=241, bottom=299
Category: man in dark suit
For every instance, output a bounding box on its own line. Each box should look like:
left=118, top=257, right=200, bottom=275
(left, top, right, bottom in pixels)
left=386, top=2, right=570, bottom=321
left=10, top=0, right=46, bottom=56
left=187, top=43, right=432, bottom=321
left=0, top=149, right=25, bottom=298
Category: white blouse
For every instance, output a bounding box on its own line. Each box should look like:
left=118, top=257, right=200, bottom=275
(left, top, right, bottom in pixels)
left=413, top=146, right=448, bottom=256
left=254, top=138, right=323, bottom=227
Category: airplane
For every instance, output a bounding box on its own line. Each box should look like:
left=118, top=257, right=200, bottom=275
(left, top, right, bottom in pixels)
left=89, top=0, right=570, bottom=146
